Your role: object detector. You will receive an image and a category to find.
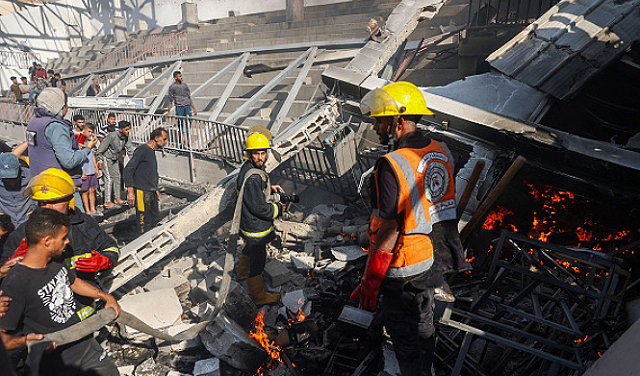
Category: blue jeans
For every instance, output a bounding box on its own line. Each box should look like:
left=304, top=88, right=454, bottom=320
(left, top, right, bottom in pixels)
left=175, top=105, right=192, bottom=144
left=29, top=89, right=41, bottom=102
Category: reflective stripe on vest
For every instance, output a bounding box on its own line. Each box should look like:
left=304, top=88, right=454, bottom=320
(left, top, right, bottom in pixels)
left=387, top=152, right=431, bottom=235
left=387, top=257, right=434, bottom=278
left=241, top=225, right=274, bottom=238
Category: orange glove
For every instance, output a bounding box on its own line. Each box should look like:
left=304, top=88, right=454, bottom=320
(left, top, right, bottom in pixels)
left=75, top=251, right=113, bottom=272
left=350, top=247, right=393, bottom=311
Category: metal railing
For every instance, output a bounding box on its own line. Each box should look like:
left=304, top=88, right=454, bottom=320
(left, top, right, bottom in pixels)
left=76, top=30, right=187, bottom=74
left=0, top=50, right=41, bottom=68
left=0, top=102, right=364, bottom=197
left=0, top=102, right=35, bottom=124
left=72, top=109, right=248, bottom=164
left=467, top=0, right=559, bottom=27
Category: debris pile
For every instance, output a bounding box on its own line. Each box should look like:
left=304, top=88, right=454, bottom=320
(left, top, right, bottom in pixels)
left=94, top=179, right=638, bottom=376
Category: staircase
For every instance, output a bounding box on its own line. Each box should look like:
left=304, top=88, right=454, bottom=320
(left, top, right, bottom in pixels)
left=56, top=0, right=472, bottom=131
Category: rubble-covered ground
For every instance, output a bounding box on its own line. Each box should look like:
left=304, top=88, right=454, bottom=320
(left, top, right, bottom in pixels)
left=96, top=193, right=394, bottom=376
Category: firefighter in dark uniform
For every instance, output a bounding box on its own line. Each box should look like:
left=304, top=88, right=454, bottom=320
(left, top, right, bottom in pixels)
left=2, top=168, right=119, bottom=320
left=235, top=131, right=286, bottom=306
left=351, top=81, right=467, bottom=376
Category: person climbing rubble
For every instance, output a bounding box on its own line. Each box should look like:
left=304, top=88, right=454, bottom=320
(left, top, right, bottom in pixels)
left=235, top=129, right=287, bottom=306
left=1, top=168, right=119, bottom=322
left=351, top=81, right=468, bottom=376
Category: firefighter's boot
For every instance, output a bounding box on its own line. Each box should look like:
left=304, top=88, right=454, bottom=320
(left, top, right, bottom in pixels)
left=247, top=274, right=281, bottom=306
left=236, top=254, right=250, bottom=281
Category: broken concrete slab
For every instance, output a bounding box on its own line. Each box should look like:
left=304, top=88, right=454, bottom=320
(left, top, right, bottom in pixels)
left=331, top=245, right=367, bottom=261
left=119, top=288, right=183, bottom=330
left=191, top=302, right=215, bottom=319
left=264, top=260, right=293, bottom=287
left=145, top=274, right=190, bottom=292
left=168, top=323, right=202, bottom=351
left=193, top=358, right=220, bottom=376
left=324, top=260, right=347, bottom=274
left=290, top=255, right=315, bottom=271
left=200, top=314, right=268, bottom=372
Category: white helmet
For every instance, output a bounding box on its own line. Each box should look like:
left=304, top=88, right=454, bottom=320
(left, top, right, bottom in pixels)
left=36, top=87, right=67, bottom=116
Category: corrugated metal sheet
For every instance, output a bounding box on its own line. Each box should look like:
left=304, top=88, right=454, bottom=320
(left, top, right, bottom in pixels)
left=487, top=0, right=640, bottom=100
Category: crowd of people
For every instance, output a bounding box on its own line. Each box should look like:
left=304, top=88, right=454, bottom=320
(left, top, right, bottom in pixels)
left=9, top=62, right=67, bottom=104
left=2, top=64, right=465, bottom=376
left=0, top=75, right=172, bottom=374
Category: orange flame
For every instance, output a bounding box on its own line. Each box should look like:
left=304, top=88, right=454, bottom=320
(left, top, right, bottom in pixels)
left=250, top=311, right=283, bottom=364
left=482, top=206, right=517, bottom=232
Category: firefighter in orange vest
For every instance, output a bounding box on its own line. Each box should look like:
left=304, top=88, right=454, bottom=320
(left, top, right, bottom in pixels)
left=351, top=81, right=467, bottom=376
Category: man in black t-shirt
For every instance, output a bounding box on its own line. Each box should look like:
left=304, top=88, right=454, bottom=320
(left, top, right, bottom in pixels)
left=124, top=127, right=168, bottom=234
left=0, top=208, right=120, bottom=376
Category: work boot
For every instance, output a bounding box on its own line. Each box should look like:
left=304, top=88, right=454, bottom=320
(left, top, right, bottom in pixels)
left=236, top=254, right=250, bottom=281
left=247, top=274, right=281, bottom=306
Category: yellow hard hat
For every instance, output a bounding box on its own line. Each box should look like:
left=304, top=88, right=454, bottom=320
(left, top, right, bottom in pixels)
left=360, top=81, right=434, bottom=117
left=245, top=132, right=271, bottom=150
left=24, top=168, right=78, bottom=202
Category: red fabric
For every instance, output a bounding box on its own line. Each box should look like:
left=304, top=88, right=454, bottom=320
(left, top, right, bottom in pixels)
left=75, top=250, right=112, bottom=272
left=9, top=238, right=28, bottom=261
left=75, top=133, right=87, bottom=144
left=350, top=246, right=394, bottom=311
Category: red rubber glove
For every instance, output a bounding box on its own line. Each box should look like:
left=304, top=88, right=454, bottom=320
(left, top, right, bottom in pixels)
left=9, top=238, right=28, bottom=260
left=350, top=247, right=394, bottom=311
left=75, top=251, right=113, bottom=272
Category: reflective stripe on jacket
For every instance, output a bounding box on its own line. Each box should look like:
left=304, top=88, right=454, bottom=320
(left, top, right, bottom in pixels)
left=369, top=140, right=456, bottom=278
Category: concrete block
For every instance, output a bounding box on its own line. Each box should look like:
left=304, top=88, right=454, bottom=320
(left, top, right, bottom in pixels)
left=193, top=358, right=219, bottom=376
left=169, top=323, right=202, bottom=351
left=145, top=274, right=190, bottom=292
left=136, top=20, right=148, bottom=31
left=291, top=255, right=315, bottom=271
left=181, top=2, right=199, bottom=32
left=286, top=0, right=305, bottom=22
left=331, top=245, right=367, bottom=261
left=200, top=314, right=268, bottom=372
left=264, top=260, right=292, bottom=287
left=113, top=16, right=127, bottom=42
left=118, top=365, right=135, bottom=376
left=191, top=301, right=215, bottom=319
left=119, top=288, right=183, bottom=330
left=324, top=260, right=347, bottom=274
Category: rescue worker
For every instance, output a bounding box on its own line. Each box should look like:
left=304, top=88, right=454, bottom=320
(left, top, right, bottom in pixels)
left=235, top=131, right=286, bottom=306
left=351, top=81, right=467, bottom=376
left=1, top=168, right=119, bottom=321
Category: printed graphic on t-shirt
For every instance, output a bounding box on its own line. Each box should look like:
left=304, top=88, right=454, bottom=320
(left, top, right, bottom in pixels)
left=37, top=267, right=76, bottom=324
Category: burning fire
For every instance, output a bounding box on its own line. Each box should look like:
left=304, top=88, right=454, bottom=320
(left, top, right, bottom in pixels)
left=250, top=311, right=283, bottom=364
left=480, top=182, right=634, bottom=252
left=482, top=206, right=517, bottom=232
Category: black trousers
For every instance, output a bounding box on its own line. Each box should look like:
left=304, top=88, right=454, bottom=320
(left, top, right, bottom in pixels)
left=135, top=189, right=159, bottom=234
left=381, top=278, right=436, bottom=376
left=241, top=231, right=275, bottom=278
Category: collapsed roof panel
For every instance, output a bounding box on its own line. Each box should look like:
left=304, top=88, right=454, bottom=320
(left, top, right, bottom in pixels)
left=487, top=0, right=640, bottom=100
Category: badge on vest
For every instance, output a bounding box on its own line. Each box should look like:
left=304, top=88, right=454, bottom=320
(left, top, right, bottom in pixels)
left=26, top=130, right=37, bottom=146
left=425, top=161, right=449, bottom=203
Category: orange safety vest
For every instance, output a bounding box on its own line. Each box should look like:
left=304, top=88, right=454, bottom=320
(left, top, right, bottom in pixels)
left=369, top=140, right=456, bottom=278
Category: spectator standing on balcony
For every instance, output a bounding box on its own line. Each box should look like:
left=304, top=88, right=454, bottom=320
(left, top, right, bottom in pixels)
left=53, top=73, right=66, bottom=92
left=30, top=76, right=46, bottom=103
left=28, top=62, right=37, bottom=80
left=124, top=127, right=168, bottom=234
left=34, top=64, right=47, bottom=80
left=47, top=69, right=56, bottom=87
left=165, top=71, right=197, bottom=146
left=97, top=120, right=135, bottom=209
left=19, top=77, right=32, bottom=103
left=9, top=77, right=23, bottom=103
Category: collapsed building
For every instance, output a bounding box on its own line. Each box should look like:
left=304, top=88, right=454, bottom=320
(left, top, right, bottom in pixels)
left=1, top=0, right=640, bottom=375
